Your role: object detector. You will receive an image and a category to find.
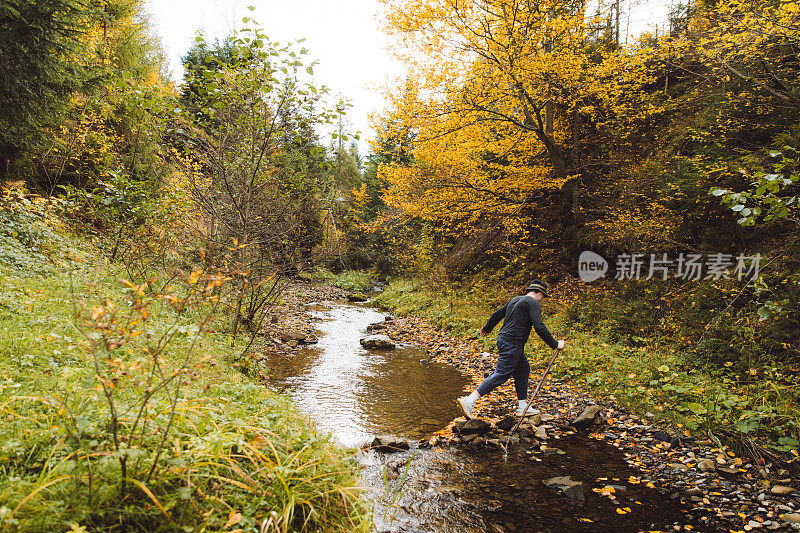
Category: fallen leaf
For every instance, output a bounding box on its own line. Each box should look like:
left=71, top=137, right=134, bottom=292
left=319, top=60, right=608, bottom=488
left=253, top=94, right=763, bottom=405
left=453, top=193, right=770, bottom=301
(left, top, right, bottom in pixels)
left=224, top=511, right=242, bottom=529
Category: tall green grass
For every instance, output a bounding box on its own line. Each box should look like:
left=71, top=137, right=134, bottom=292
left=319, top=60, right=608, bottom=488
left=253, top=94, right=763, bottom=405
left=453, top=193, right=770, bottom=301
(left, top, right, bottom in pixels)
left=0, top=194, right=370, bottom=531
left=297, top=268, right=373, bottom=292
left=331, top=270, right=373, bottom=292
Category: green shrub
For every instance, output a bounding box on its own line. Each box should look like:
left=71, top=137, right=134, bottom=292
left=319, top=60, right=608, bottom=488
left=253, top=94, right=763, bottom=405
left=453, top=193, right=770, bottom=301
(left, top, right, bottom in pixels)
left=298, top=266, right=335, bottom=282
left=331, top=270, right=373, bottom=292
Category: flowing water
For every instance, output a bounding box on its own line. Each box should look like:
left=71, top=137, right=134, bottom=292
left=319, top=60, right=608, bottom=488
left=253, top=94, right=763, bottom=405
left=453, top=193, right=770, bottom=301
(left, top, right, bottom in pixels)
left=263, top=303, right=468, bottom=447
left=263, top=301, right=700, bottom=532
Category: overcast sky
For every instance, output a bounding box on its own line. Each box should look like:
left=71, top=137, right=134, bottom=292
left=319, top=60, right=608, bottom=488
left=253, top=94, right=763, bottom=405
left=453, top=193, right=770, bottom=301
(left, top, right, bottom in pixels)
left=144, top=0, right=672, bottom=155
left=144, top=0, right=406, bottom=154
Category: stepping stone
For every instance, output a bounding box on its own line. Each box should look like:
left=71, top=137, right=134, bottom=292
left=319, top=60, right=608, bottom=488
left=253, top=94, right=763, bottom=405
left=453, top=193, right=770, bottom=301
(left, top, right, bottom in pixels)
left=495, top=416, right=516, bottom=431
left=370, top=436, right=410, bottom=453
left=572, top=405, right=603, bottom=429
left=543, top=476, right=585, bottom=501
left=458, top=418, right=490, bottom=435
left=360, top=334, right=395, bottom=349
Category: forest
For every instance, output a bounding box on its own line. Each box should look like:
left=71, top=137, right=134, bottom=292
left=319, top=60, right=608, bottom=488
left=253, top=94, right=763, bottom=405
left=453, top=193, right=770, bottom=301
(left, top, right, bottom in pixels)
left=0, top=0, right=798, bottom=530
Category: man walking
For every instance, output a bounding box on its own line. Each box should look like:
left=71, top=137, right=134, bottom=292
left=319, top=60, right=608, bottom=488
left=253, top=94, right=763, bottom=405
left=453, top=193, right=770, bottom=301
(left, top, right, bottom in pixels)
left=458, top=279, right=565, bottom=418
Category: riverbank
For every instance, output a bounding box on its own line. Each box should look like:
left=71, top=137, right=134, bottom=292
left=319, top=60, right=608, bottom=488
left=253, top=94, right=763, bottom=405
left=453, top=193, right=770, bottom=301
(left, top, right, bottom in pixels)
left=367, top=281, right=800, bottom=533
left=0, top=195, right=370, bottom=531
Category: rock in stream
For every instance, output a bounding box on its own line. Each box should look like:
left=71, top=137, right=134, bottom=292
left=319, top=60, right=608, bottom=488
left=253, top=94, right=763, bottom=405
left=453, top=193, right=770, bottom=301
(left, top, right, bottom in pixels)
left=543, top=475, right=585, bottom=502
left=360, top=334, right=396, bottom=349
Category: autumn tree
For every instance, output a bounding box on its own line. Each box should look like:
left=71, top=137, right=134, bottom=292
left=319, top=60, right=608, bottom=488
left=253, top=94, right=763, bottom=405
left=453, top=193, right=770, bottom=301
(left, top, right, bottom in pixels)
left=343, top=116, right=417, bottom=273
left=379, top=0, right=659, bottom=242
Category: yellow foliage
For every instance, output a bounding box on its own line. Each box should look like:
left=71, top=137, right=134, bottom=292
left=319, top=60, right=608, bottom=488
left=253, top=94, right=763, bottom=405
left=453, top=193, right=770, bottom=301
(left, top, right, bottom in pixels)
left=378, top=0, right=663, bottom=238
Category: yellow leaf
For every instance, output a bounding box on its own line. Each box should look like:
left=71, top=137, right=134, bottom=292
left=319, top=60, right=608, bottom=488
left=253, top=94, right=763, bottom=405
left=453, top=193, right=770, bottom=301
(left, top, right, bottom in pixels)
left=224, top=510, right=242, bottom=529
left=188, top=270, right=203, bottom=284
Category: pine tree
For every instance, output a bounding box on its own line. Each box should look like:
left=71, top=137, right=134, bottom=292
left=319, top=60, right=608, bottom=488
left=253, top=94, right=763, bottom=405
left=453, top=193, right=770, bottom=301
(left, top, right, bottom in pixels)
left=0, top=0, right=89, bottom=175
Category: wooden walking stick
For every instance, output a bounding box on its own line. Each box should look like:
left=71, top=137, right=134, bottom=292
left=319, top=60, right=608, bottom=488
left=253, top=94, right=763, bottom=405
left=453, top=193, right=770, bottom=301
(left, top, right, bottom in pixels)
left=504, top=348, right=562, bottom=461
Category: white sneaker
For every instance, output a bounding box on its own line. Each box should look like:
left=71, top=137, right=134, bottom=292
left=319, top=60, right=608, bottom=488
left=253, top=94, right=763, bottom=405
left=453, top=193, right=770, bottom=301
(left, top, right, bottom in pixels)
left=516, top=405, right=541, bottom=417
left=457, top=396, right=474, bottom=419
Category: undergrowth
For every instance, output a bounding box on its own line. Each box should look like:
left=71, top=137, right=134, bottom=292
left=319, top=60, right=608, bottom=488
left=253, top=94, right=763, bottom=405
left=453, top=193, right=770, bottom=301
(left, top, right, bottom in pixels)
left=331, top=270, right=373, bottom=292
left=0, top=192, right=370, bottom=531
left=298, top=268, right=373, bottom=292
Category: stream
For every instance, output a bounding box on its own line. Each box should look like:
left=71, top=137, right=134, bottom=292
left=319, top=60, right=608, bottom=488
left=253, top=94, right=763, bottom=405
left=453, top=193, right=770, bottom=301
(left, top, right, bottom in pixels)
left=263, top=301, right=697, bottom=532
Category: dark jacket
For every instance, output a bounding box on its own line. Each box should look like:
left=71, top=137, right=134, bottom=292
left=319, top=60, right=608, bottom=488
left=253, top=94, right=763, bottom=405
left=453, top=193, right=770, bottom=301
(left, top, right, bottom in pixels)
left=482, top=295, right=559, bottom=349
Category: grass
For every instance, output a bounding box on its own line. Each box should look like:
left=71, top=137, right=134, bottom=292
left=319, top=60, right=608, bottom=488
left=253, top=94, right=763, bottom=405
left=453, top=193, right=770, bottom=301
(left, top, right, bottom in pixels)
left=331, top=270, right=373, bottom=292
left=297, top=267, right=373, bottom=292
left=376, top=278, right=800, bottom=462
left=0, top=193, right=371, bottom=532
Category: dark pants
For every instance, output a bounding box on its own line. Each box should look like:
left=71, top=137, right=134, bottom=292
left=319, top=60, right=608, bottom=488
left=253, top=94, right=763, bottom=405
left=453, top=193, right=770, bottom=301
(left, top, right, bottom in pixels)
left=476, top=337, right=529, bottom=400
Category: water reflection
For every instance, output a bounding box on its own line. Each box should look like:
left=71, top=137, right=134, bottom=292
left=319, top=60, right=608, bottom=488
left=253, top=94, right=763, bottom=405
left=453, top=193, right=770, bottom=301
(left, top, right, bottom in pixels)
left=263, top=303, right=469, bottom=447
left=366, top=436, right=694, bottom=533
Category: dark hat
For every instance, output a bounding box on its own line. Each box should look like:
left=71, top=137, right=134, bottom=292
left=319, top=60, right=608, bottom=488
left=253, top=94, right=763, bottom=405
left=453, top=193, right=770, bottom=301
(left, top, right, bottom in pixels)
left=523, top=279, right=549, bottom=297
